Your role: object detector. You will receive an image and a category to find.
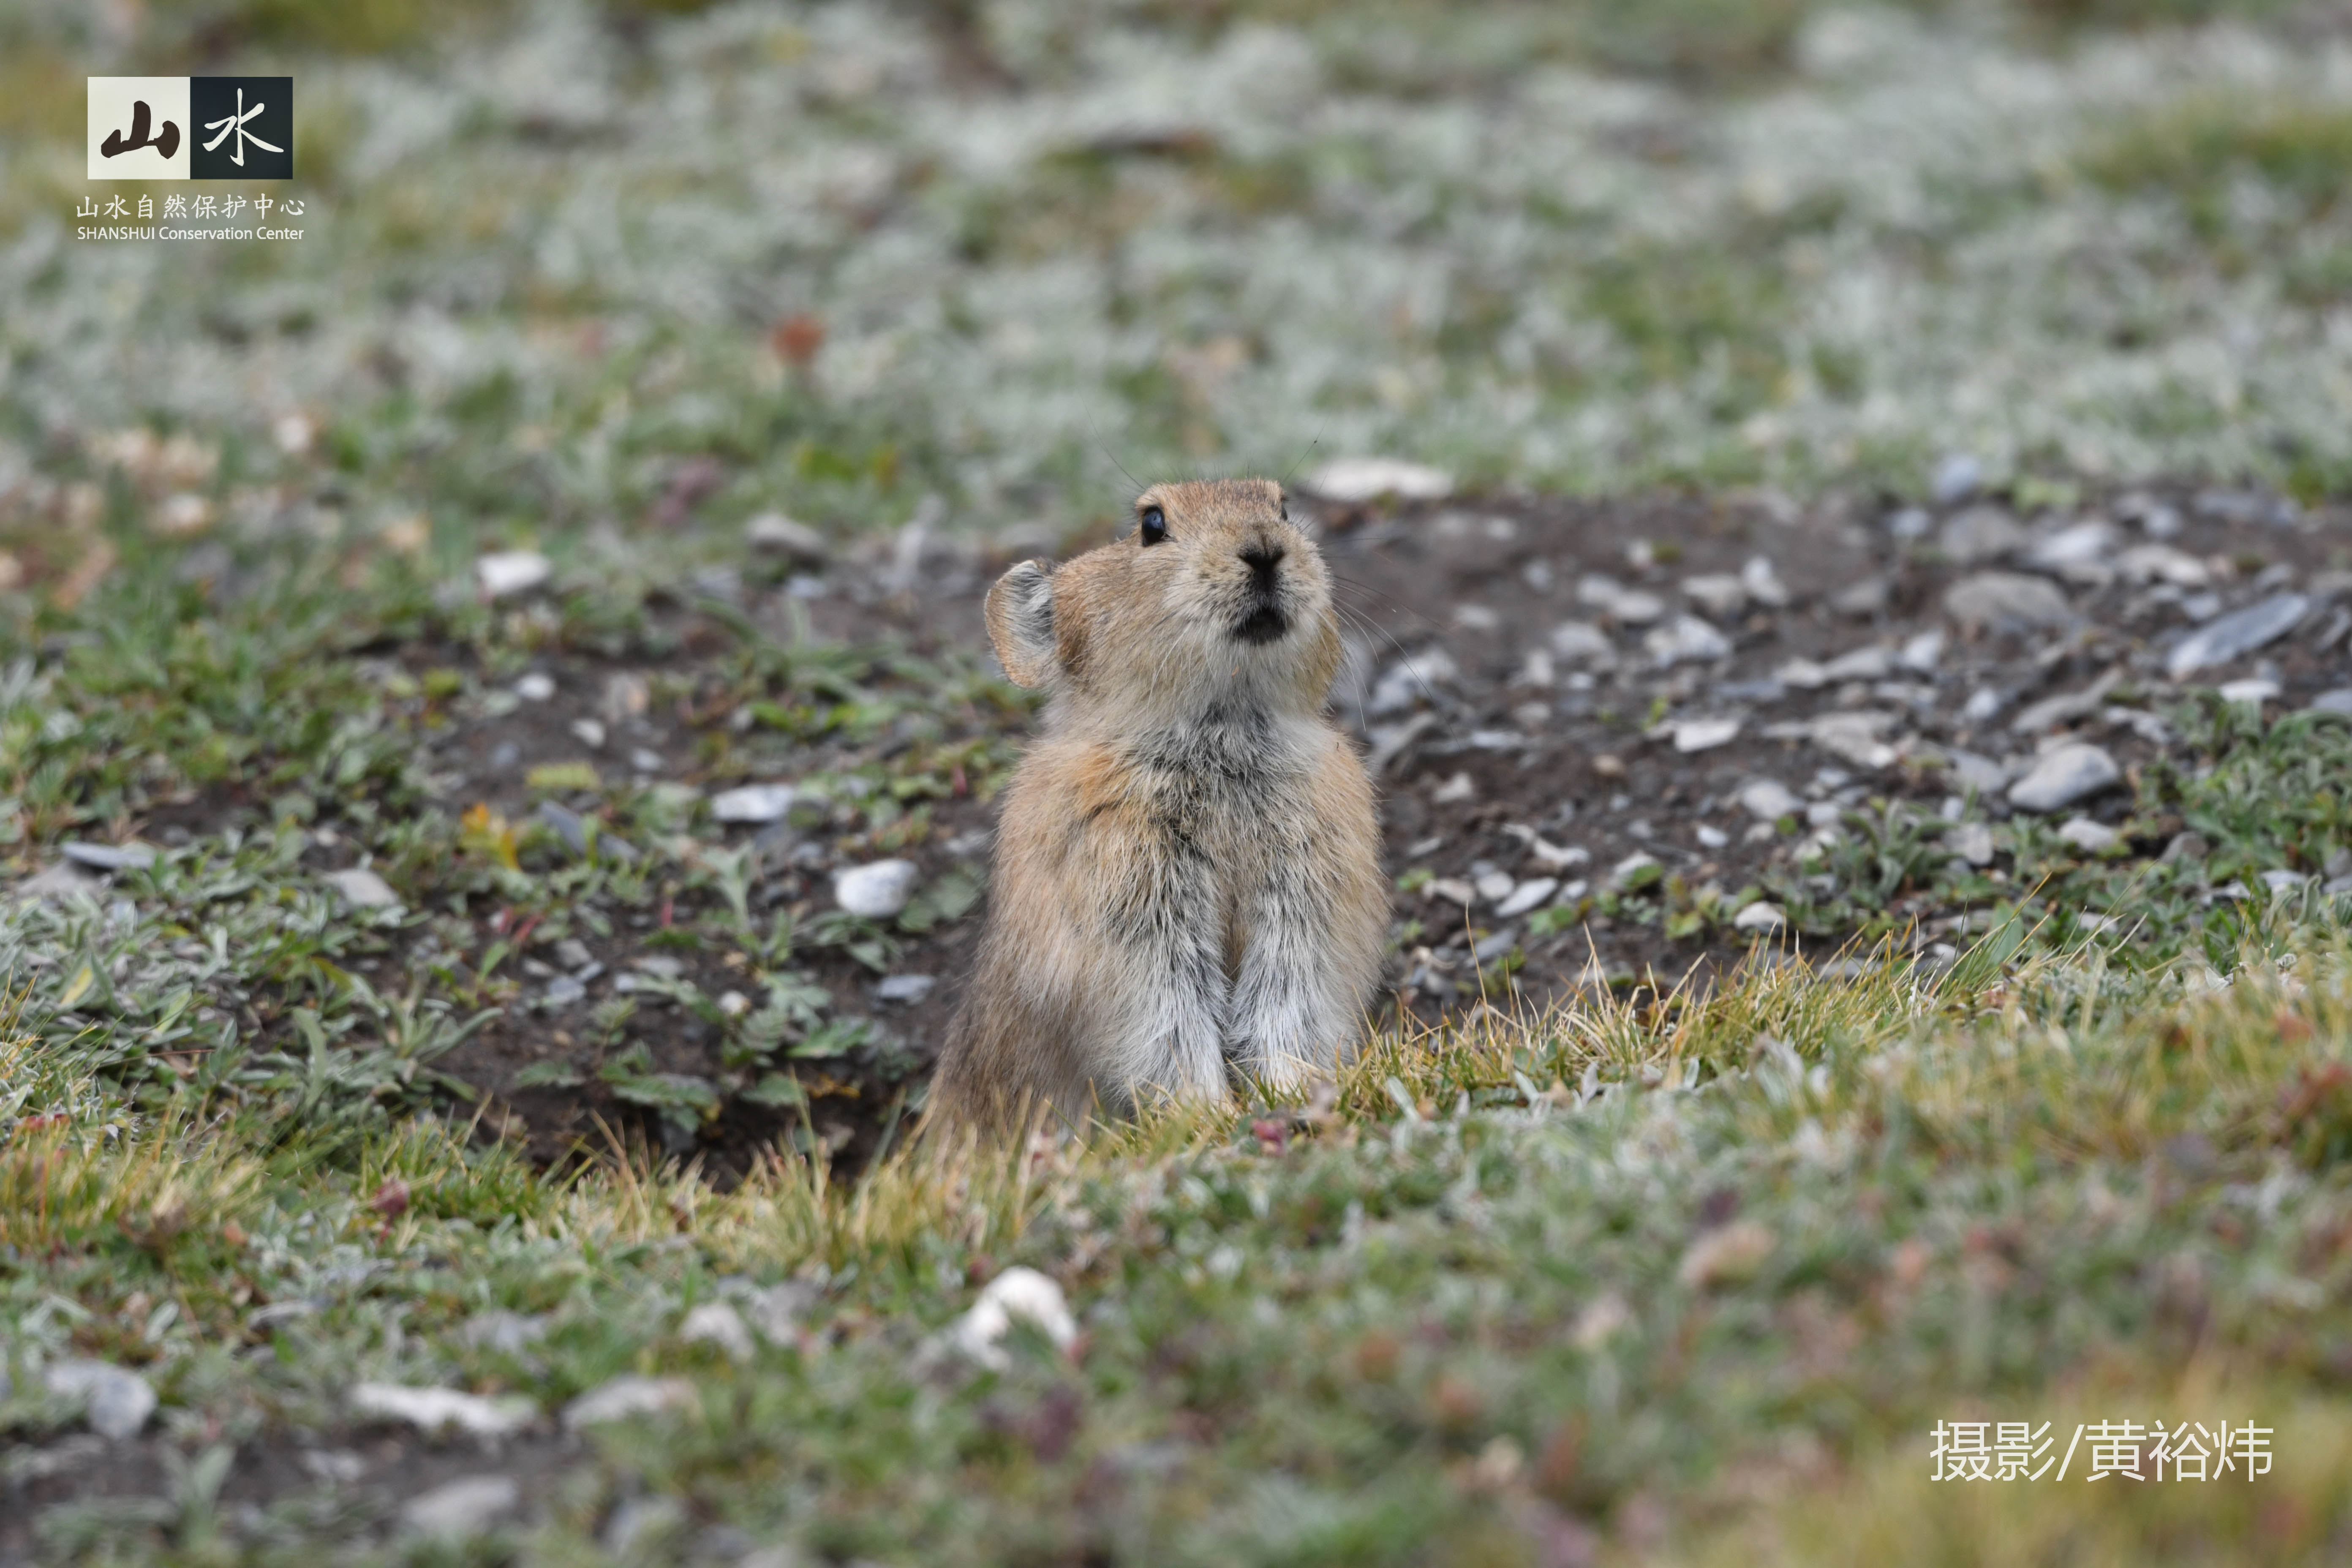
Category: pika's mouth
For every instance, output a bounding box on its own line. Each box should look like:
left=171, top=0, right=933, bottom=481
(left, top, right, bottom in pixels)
left=1233, top=601, right=1288, bottom=643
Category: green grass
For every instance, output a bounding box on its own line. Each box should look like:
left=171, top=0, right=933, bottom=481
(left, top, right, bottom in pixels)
left=7, top=921, right=2352, bottom=1562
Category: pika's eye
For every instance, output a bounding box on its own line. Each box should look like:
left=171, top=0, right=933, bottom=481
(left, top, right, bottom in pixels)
left=1138, top=505, right=1167, bottom=546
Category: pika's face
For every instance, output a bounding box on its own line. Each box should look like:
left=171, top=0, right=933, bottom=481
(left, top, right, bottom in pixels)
left=986, top=478, right=1342, bottom=715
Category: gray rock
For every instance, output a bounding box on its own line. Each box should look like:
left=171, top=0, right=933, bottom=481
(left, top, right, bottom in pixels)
left=2006, top=743, right=2120, bottom=813
left=1643, top=615, right=1731, bottom=667
left=323, top=868, right=400, bottom=909
left=564, top=1375, right=696, bottom=1431
left=745, top=512, right=830, bottom=564
left=45, top=1360, right=156, bottom=1440
left=1494, top=877, right=1558, bottom=918
left=1946, top=751, right=2010, bottom=793
left=1945, top=572, right=2073, bottom=633
left=1733, top=901, right=1786, bottom=932
left=1473, top=870, right=1516, bottom=903
left=2261, top=869, right=2311, bottom=895
left=1887, top=506, right=1932, bottom=541
left=1829, top=576, right=1890, bottom=616
left=544, top=975, right=586, bottom=1007
left=834, top=859, right=919, bottom=919
left=537, top=800, right=640, bottom=862
left=1931, top=453, right=1984, bottom=505
left=1939, top=506, right=2025, bottom=564
left=475, top=550, right=551, bottom=600
left=710, top=783, right=796, bottom=823
left=514, top=672, right=556, bottom=702
left=554, top=938, right=594, bottom=970
left=400, top=1476, right=520, bottom=1538
left=2165, top=593, right=2309, bottom=678
left=1947, top=822, right=1995, bottom=865
left=2161, top=831, right=2210, bottom=864
left=2009, top=670, right=2121, bottom=734
left=875, top=974, right=936, bottom=1004
left=60, top=841, right=156, bottom=872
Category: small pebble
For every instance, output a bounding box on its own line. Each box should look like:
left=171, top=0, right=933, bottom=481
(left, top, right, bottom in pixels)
left=834, top=859, right=920, bottom=919
left=2007, top=743, right=2120, bottom=813
left=877, top=974, right=937, bottom=1004
left=514, top=672, right=555, bottom=702
left=474, top=550, right=551, bottom=600
left=400, top=1476, right=520, bottom=1539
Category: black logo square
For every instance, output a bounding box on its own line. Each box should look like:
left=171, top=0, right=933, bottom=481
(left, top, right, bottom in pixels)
left=189, top=76, right=292, bottom=180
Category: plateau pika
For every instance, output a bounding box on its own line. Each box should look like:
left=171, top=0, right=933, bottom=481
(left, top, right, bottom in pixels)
left=932, top=478, right=1386, bottom=1129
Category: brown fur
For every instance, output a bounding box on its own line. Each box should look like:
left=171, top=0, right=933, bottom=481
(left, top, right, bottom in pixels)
left=931, top=478, right=1387, bottom=1131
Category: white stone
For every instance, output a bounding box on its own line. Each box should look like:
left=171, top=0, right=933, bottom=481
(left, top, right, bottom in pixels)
left=46, top=1360, right=156, bottom=1440
left=400, top=1476, right=520, bottom=1538
left=1775, top=658, right=1829, bottom=690
left=474, top=550, right=551, bottom=600
left=563, top=1375, right=697, bottom=1430
left=876, top=973, right=936, bottom=1004
left=1547, top=621, right=1617, bottom=666
left=1741, top=555, right=1790, bottom=607
left=2217, top=678, right=2279, bottom=706
left=1609, top=851, right=1661, bottom=890
left=1680, top=574, right=1746, bottom=617
left=2057, top=817, right=2118, bottom=852
left=1736, top=780, right=1802, bottom=820
left=324, top=868, right=400, bottom=909
left=1733, top=901, right=1786, bottom=933
left=1578, top=574, right=1666, bottom=625
left=1473, top=870, right=1516, bottom=903
left=570, top=718, right=606, bottom=749
left=2007, top=743, right=2121, bottom=813
left=1644, top=615, right=1731, bottom=667
left=1947, top=822, right=1995, bottom=866
left=710, top=784, right=796, bottom=823
left=1819, top=645, right=1893, bottom=681
left=679, top=1301, right=754, bottom=1360
left=1303, top=457, right=1453, bottom=504
left=351, top=1382, right=536, bottom=1438
left=1494, top=877, right=1557, bottom=917
left=1695, top=824, right=1728, bottom=849
left=834, top=859, right=919, bottom=919
left=947, top=1266, right=1078, bottom=1371
left=1944, top=571, right=2073, bottom=633
left=514, top=672, right=555, bottom=702
left=1671, top=717, right=1742, bottom=753
left=1899, top=629, right=1944, bottom=672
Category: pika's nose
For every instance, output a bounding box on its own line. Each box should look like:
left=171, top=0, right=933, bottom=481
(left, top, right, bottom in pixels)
left=1240, top=539, right=1285, bottom=591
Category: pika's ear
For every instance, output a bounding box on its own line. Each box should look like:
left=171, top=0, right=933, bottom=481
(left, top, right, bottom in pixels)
left=985, top=560, right=1058, bottom=688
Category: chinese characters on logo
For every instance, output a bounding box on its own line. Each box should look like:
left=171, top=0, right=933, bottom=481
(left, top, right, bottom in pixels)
left=88, top=77, right=293, bottom=180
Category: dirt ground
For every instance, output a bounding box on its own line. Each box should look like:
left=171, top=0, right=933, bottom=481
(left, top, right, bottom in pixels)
left=151, top=479, right=2346, bottom=1176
